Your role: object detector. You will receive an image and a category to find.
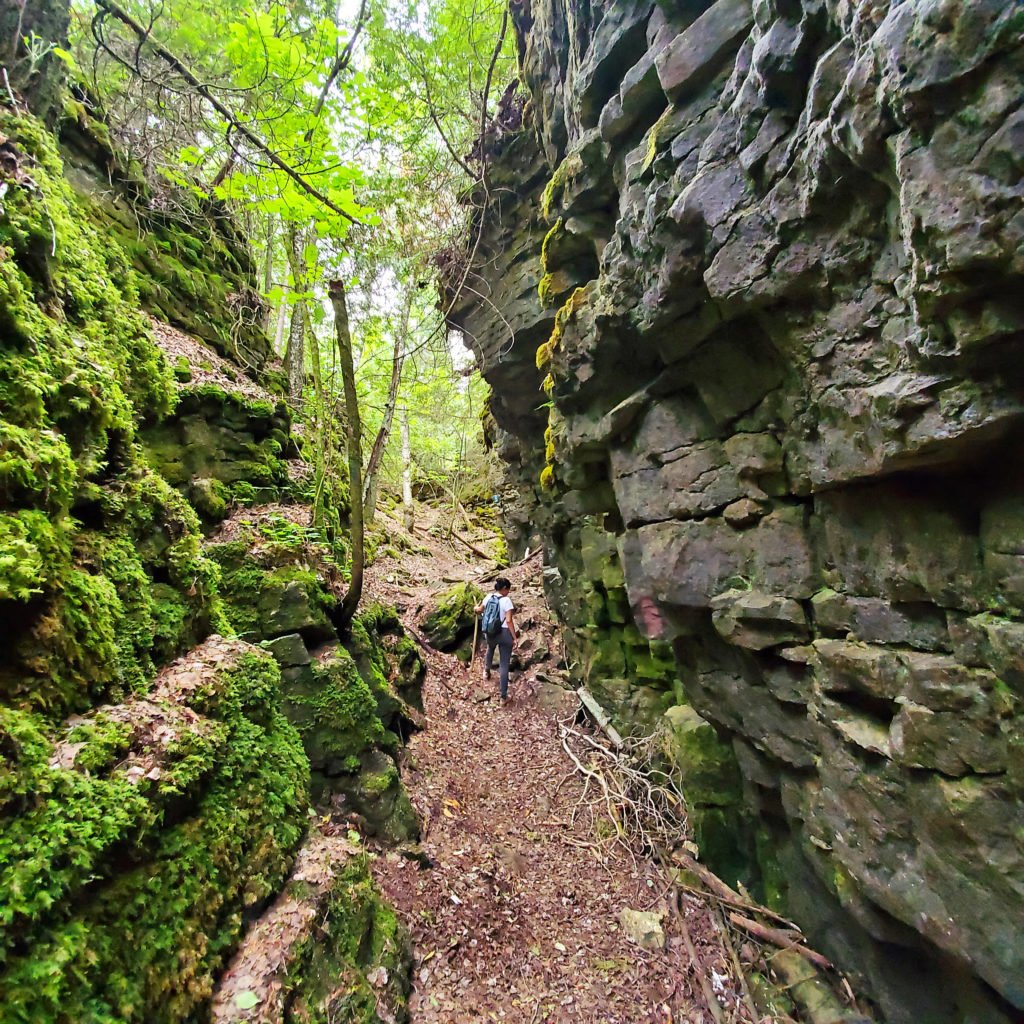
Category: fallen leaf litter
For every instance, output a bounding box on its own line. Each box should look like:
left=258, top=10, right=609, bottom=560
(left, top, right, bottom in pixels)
left=366, top=538, right=752, bottom=1024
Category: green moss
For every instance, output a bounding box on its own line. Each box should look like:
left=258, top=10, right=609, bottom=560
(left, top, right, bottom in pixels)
left=286, top=854, right=411, bottom=1022
left=188, top=477, right=229, bottom=521
left=295, top=646, right=387, bottom=759
left=64, top=714, right=133, bottom=773
left=0, top=648, right=309, bottom=1024
left=73, top=141, right=271, bottom=372
left=536, top=337, right=554, bottom=371
left=171, top=356, right=192, bottom=383
left=540, top=217, right=564, bottom=273
left=0, top=108, right=219, bottom=718
left=349, top=607, right=423, bottom=730
left=213, top=553, right=336, bottom=642
left=540, top=153, right=583, bottom=221
left=230, top=480, right=258, bottom=505
left=534, top=286, right=588, bottom=377
left=0, top=509, right=68, bottom=600
left=361, top=756, right=400, bottom=796
left=537, top=271, right=557, bottom=308
left=755, top=829, right=789, bottom=911
left=181, top=382, right=276, bottom=421
left=419, top=582, right=483, bottom=652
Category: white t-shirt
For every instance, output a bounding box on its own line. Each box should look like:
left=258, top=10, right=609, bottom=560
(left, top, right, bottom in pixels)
left=487, top=594, right=515, bottom=630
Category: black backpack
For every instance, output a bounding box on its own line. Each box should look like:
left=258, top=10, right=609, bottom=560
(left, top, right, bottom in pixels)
left=481, top=595, right=503, bottom=639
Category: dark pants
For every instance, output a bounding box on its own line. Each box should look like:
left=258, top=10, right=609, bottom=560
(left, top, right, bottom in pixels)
left=485, top=631, right=514, bottom=698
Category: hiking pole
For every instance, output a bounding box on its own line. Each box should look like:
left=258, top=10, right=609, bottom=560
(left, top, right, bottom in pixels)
left=470, top=615, right=479, bottom=668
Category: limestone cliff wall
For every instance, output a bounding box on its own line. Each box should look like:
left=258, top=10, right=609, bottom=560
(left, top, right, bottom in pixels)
left=446, top=1, right=1024, bottom=1020
left=0, top=29, right=414, bottom=1019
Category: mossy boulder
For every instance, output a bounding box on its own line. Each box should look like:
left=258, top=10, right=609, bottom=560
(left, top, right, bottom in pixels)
left=387, top=633, right=428, bottom=710
left=285, top=642, right=420, bottom=843
left=210, top=831, right=412, bottom=1024
left=280, top=644, right=386, bottom=774
left=418, top=582, right=484, bottom=652
left=141, top=391, right=292, bottom=527
left=0, top=639, right=309, bottom=1023
left=351, top=603, right=426, bottom=726
left=207, top=538, right=339, bottom=644
left=315, top=749, right=420, bottom=844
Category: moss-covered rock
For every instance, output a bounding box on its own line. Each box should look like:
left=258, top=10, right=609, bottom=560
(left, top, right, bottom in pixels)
left=0, top=639, right=309, bottom=1024
left=418, top=582, right=484, bottom=652
left=59, top=97, right=272, bottom=371
left=350, top=603, right=426, bottom=727
left=0, top=79, right=417, bottom=1024
left=282, top=644, right=387, bottom=772
left=315, top=749, right=421, bottom=844
left=207, top=532, right=340, bottom=643
left=0, top=108, right=219, bottom=719
left=210, top=831, right=412, bottom=1024
left=142, top=390, right=293, bottom=528
left=662, top=705, right=743, bottom=808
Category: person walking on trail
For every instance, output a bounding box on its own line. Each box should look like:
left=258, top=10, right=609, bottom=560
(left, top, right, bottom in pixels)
left=474, top=578, right=517, bottom=701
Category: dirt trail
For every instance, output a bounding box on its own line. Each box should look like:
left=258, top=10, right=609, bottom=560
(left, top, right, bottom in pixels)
left=366, top=518, right=745, bottom=1024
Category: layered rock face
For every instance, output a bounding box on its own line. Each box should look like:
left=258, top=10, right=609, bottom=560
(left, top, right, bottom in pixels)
left=447, top=1, right=1024, bottom=1020
left=0, top=32, right=416, bottom=1019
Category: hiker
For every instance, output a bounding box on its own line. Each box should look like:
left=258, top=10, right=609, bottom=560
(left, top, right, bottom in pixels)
left=474, top=577, right=517, bottom=701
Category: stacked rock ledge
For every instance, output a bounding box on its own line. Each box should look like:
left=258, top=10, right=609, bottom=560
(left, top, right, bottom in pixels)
left=445, top=1, right=1024, bottom=1021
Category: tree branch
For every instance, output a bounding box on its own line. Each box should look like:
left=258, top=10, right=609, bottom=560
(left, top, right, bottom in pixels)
left=93, top=0, right=361, bottom=225
left=477, top=6, right=508, bottom=172
left=308, top=0, right=368, bottom=127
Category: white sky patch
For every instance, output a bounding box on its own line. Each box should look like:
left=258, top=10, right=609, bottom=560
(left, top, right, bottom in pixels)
left=448, top=327, right=476, bottom=373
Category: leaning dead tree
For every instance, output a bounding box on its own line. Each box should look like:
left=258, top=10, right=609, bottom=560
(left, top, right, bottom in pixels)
left=329, top=278, right=364, bottom=631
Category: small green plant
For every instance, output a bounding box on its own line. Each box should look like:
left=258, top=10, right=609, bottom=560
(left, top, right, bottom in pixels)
left=19, top=33, right=60, bottom=76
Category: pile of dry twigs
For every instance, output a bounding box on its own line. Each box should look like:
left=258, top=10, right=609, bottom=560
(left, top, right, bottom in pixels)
left=559, top=698, right=868, bottom=1024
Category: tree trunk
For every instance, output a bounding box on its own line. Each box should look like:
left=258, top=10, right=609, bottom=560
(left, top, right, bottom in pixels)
left=274, top=287, right=288, bottom=355
left=284, top=299, right=305, bottom=402
left=1, top=0, right=71, bottom=121
left=362, top=290, right=411, bottom=523
left=261, top=214, right=276, bottom=333
left=283, top=225, right=307, bottom=403
left=401, top=407, right=414, bottom=533
left=330, top=278, right=363, bottom=631
left=306, top=317, right=331, bottom=532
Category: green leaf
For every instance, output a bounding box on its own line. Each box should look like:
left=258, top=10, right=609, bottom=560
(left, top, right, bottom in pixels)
left=235, top=990, right=261, bottom=1010
left=50, top=46, right=77, bottom=69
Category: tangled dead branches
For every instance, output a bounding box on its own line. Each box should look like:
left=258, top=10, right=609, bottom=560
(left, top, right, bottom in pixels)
left=559, top=697, right=869, bottom=1024
left=558, top=716, right=692, bottom=863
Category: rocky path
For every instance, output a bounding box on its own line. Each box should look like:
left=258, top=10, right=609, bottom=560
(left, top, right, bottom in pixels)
left=367, top=532, right=750, bottom=1024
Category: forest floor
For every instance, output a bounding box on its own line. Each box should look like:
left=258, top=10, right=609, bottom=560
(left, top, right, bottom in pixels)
left=364, top=507, right=753, bottom=1024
